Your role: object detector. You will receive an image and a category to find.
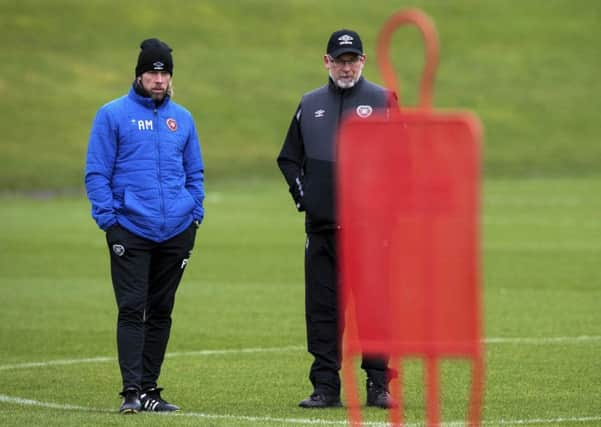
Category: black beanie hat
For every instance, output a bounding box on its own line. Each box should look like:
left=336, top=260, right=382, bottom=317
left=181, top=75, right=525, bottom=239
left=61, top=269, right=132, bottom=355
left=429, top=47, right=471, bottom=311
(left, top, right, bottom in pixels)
left=135, top=38, right=173, bottom=77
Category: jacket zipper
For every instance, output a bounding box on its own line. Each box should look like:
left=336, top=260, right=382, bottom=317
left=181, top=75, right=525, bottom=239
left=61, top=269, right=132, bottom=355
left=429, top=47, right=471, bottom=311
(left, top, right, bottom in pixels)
left=154, top=107, right=165, bottom=232
left=335, top=89, right=345, bottom=159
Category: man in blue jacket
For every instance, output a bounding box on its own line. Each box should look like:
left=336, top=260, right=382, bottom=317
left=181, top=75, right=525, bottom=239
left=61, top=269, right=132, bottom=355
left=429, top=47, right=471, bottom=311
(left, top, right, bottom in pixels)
left=85, top=38, right=204, bottom=414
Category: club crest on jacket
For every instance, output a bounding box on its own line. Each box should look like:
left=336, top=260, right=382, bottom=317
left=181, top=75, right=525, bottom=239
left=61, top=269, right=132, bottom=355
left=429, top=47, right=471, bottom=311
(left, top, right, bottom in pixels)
left=166, top=118, right=177, bottom=131
left=356, top=105, right=373, bottom=118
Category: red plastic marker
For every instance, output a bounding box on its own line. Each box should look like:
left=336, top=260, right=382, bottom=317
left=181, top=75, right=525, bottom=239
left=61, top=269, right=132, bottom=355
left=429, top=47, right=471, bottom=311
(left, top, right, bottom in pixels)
left=337, top=9, right=484, bottom=427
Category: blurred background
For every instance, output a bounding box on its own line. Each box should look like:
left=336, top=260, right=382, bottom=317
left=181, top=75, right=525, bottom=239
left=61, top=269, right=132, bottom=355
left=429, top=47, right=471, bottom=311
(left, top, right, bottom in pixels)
left=1, top=0, right=599, bottom=192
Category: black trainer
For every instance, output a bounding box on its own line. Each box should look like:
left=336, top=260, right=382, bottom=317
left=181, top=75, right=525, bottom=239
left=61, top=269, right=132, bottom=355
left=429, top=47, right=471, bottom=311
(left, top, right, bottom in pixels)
left=119, top=388, right=141, bottom=414
left=140, top=387, right=180, bottom=412
left=299, top=391, right=342, bottom=408
left=366, top=379, right=396, bottom=408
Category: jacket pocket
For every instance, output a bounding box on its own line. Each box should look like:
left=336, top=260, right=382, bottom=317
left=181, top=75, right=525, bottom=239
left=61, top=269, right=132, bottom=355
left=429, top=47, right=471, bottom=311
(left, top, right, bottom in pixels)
left=303, top=174, right=334, bottom=224
left=166, top=187, right=196, bottom=219
left=302, top=159, right=335, bottom=224
left=123, top=188, right=160, bottom=218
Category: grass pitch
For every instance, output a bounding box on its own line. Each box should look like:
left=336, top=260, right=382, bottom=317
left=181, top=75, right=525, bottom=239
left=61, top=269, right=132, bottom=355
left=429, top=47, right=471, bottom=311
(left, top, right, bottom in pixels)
left=1, top=178, right=600, bottom=426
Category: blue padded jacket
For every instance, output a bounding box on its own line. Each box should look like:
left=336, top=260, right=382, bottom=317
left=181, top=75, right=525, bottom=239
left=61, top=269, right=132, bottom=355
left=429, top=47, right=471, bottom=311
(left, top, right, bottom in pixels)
left=85, top=86, right=204, bottom=242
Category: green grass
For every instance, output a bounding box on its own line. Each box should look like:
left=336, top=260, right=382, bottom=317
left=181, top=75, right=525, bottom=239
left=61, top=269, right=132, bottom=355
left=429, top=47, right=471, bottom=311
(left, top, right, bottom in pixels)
left=1, top=178, right=600, bottom=426
left=1, top=0, right=601, bottom=190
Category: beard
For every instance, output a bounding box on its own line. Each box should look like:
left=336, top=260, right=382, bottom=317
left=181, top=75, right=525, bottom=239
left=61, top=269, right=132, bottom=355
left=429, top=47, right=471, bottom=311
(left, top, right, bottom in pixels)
left=149, top=89, right=167, bottom=101
left=330, top=67, right=363, bottom=89
left=136, top=78, right=170, bottom=101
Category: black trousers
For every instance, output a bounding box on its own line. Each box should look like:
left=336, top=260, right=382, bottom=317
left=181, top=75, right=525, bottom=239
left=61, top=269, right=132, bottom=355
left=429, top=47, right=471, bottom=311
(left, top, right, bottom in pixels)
left=106, top=223, right=196, bottom=391
left=305, top=231, right=387, bottom=396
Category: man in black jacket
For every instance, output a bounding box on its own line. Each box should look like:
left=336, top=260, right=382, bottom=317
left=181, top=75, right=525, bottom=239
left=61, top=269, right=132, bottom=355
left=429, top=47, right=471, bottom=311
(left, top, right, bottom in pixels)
left=277, top=29, right=396, bottom=409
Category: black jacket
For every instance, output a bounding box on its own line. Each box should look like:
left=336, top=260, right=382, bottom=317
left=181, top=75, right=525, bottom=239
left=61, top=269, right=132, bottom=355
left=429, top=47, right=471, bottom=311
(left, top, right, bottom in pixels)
left=277, top=76, right=395, bottom=232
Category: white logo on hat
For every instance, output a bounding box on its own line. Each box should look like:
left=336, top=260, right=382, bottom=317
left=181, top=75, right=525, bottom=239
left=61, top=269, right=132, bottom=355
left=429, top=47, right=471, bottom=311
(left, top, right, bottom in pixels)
left=338, top=34, right=354, bottom=45
left=314, top=109, right=326, bottom=118
left=356, top=105, right=373, bottom=118
left=152, top=61, right=165, bottom=70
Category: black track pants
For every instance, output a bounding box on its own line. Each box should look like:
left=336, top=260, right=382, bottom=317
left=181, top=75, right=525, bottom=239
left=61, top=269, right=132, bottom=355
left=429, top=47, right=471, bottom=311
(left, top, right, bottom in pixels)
left=304, top=231, right=387, bottom=396
left=106, top=223, right=196, bottom=391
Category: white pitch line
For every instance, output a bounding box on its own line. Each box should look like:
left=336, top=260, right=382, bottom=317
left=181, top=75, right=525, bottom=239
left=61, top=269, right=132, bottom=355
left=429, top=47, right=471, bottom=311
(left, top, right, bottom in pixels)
left=485, top=243, right=601, bottom=252
left=491, top=417, right=601, bottom=426
left=0, top=345, right=304, bottom=371
left=0, top=356, right=115, bottom=371
left=0, top=394, right=111, bottom=413
left=483, top=217, right=601, bottom=228
left=166, top=344, right=305, bottom=358
left=484, top=335, right=601, bottom=345
left=1, top=337, right=600, bottom=372
left=484, top=196, right=583, bottom=207
left=1, top=394, right=600, bottom=426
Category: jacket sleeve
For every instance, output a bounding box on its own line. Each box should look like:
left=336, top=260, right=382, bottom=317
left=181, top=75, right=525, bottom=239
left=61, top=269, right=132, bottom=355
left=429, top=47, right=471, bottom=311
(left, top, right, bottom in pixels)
left=84, top=107, right=118, bottom=231
left=183, top=118, right=205, bottom=223
left=277, top=104, right=306, bottom=211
